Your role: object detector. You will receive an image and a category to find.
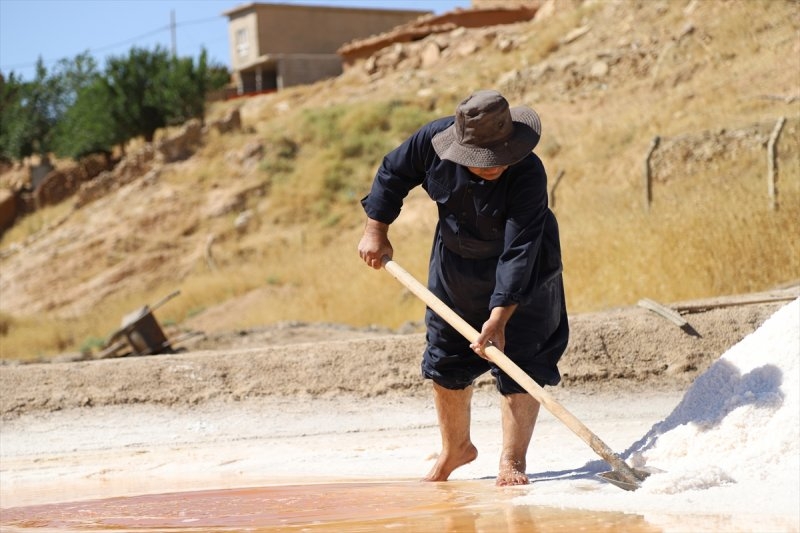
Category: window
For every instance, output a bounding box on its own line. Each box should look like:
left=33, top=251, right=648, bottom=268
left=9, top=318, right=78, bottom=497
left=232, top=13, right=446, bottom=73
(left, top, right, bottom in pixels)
left=236, top=28, right=249, bottom=59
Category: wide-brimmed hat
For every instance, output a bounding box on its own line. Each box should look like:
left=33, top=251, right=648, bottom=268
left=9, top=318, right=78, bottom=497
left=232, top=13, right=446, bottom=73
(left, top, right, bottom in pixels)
left=432, top=90, right=541, bottom=168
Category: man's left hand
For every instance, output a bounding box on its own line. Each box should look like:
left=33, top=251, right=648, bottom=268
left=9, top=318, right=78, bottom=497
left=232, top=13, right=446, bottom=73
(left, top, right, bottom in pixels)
left=470, top=305, right=517, bottom=360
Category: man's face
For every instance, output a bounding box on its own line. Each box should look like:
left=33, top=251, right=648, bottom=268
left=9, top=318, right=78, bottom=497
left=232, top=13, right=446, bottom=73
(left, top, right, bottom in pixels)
left=467, top=165, right=508, bottom=181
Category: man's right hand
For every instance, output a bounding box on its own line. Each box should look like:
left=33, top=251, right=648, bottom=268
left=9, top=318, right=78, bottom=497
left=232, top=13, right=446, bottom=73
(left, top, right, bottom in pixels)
left=358, top=218, right=393, bottom=270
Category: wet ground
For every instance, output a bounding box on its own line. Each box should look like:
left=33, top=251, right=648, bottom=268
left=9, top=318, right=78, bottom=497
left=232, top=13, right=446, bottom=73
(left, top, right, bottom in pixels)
left=1, top=480, right=661, bottom=532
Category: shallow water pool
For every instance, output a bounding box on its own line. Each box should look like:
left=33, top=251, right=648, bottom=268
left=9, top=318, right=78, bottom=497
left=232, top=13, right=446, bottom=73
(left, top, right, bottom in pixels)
left=1, top=480, right=660, bottom=532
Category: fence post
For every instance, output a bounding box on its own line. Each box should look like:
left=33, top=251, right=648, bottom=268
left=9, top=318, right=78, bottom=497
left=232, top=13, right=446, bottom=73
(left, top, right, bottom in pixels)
left=548, top=169, right=565, bottom=208
left=767, top=116, right=786, bottom=211
left=643, top=136, right=660, bottom=212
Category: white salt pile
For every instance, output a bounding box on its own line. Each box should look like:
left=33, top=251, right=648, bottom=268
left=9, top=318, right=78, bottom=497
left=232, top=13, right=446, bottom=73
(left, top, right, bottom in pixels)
left=515, top=299, right=800, bottom=532
left=632, top=298, right=799, bottom=497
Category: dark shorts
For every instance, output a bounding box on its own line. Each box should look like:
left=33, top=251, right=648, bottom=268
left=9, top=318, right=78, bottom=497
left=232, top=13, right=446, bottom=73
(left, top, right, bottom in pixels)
left=420, top=237, right=569, bottom=395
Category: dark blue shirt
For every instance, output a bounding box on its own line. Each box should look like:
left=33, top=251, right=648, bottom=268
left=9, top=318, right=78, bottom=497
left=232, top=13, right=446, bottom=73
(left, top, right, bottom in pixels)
left=362, top=116, right=562, bottom=311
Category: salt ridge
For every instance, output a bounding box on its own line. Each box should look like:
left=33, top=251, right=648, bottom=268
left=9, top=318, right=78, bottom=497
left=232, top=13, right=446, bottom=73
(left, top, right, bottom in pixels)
left=514, top=299, right=800, bottom=531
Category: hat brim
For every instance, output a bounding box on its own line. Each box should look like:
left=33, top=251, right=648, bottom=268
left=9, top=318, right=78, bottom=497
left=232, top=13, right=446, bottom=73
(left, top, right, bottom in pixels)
left=432, top=106, right=541, bottom=168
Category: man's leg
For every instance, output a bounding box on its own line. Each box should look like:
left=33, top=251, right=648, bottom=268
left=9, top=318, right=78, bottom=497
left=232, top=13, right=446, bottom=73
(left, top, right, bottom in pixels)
left=423, top=382, right=478, bottom=481
left=497, top=392, right=540, bottom=486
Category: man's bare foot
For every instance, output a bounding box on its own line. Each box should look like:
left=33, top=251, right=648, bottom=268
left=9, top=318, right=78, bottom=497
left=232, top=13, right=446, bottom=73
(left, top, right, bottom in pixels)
left=496, top=457, right=529, bottom=486
left=423, top=443, right=478, bottom=481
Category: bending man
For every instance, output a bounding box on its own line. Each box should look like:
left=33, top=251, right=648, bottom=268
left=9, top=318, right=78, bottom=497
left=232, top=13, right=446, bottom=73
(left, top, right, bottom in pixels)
left=358, top=90, right=569, bottom=486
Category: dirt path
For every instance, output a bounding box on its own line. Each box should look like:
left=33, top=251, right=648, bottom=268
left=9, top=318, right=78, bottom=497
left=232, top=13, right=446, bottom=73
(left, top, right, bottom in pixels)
left=1, top=289, right=795, bottom=419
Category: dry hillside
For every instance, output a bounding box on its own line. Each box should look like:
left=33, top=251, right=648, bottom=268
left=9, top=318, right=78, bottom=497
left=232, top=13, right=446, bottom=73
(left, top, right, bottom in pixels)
left=0, top=0, right=798, bottom=360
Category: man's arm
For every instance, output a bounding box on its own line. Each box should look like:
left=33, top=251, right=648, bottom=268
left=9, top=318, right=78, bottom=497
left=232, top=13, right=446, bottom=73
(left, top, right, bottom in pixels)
left=359, top=120, right=446, bottom=270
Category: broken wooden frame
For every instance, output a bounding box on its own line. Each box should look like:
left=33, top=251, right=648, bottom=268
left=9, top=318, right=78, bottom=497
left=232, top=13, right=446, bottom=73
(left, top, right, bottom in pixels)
left=96, top=290, right=200, bottom=359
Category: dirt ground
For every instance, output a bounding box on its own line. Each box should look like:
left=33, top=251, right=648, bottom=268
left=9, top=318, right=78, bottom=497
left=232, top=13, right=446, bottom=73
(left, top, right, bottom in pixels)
left=1, top=287, right=796, bottom=420
left=1, top=289, right=798, bottom=531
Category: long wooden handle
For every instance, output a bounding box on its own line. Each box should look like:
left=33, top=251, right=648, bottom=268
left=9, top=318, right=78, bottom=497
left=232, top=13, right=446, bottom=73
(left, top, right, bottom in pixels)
left=382, top=257, right=640, bottom=479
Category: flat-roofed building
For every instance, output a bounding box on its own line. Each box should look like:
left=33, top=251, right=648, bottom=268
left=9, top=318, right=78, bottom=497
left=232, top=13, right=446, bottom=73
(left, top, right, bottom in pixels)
left=223, top=2, right=430, bottom=93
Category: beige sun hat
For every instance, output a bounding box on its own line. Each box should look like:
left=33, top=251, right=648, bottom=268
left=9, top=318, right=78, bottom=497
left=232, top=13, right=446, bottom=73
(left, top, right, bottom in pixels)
left=431, top=90, right=541, bottom=168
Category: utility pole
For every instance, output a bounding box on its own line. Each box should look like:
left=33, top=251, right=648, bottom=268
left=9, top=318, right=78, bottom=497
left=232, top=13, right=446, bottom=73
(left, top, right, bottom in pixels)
left=170, top=10, right=177, bottom=57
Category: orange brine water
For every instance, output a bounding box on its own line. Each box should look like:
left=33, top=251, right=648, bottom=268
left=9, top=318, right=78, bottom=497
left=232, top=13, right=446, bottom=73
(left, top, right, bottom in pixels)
left=1, top=480, right=659, bottom=532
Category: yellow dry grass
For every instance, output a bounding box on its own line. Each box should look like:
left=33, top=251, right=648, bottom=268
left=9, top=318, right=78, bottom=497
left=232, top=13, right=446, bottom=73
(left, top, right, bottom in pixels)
left=1, top=0, right=798, bottom=360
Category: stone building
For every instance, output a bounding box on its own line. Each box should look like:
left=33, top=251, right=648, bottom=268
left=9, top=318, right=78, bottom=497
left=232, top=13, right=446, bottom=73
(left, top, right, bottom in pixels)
left=223, top=2, right=429, bottom=94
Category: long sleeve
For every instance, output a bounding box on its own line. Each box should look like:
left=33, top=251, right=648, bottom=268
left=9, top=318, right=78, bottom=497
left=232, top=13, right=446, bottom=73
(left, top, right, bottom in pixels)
left=361, top=116, right=562, bottom=313
left=490, top=156, right=562, bottom=309
left=361, top=118, right=450, bottom=224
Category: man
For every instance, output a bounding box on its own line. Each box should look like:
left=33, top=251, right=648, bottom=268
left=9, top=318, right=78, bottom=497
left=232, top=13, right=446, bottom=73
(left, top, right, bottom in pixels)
left=358, top=90, right=569, bottom=486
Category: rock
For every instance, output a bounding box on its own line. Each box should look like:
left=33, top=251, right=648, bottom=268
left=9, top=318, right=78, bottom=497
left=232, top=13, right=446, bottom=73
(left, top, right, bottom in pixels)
left=205, top=108, right=242, bottom=135
left=234, top=210, right=254, bottom=232
left=590, top=60, right=610, bottom=78
left=561, top=25, right=591, bottom=45
left=205, top=189, right=246, bottom=218
left=240, top=141, right=264, bottom=163
left=0, top=188, right=17, bottom=234
left=156, top=119, right=203, bottom=163
left=456, top=41, right=480, bottom=57
left=496, top=38, right=515, bottom=52
left=421, top=42, right=442, bottom=68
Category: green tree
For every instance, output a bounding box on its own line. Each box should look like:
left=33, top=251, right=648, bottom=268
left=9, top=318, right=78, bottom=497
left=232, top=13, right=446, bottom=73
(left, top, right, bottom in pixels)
left=2, top=47, right=230, bottom=162
left=102, top=46, right=228, bottom=144
left=0, top=53, right=100, bottom=161
left=163, top=48, right=230, bottom=126
left=166, top=50, right=206, bottom=125
left=51, top=77, right=118, bottom=159
left=0, top=71, right=30, bottom=161
left=0, top=59, right=58, bottom=160
left=51, top=52, right=100, bottom=115
left=47, top=53, right=119, bottom=159
left=103, top=46, right=172, bottom=144
left=25, top=60, right=58, bottom=157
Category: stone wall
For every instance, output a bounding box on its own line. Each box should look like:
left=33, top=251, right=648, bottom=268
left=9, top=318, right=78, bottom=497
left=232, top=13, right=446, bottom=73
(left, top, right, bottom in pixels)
left=338, top=6, right=539, bottom=68
left=33, top=154, right=115, bottom=209
left=471, top=0, right=540, bottom=8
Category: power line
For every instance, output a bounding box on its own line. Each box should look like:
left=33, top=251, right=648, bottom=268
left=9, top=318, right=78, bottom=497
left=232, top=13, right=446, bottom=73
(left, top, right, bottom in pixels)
left=1, top=15, right=224, bottom=71
left=91, top=25, right=171, bottom=55
left=180, top=15, right=223, bottom=27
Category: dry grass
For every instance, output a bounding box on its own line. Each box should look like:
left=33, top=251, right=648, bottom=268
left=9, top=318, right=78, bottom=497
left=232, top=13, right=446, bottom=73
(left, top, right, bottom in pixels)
left=559, top=192, right=800, bottom=312
left=1, top=0, right=798, bottom=360
left=0, top=201, right=74, bottom=248
left=0, top=295, right=168, bottom=363
left=0, top=314, right=77, bottom=361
